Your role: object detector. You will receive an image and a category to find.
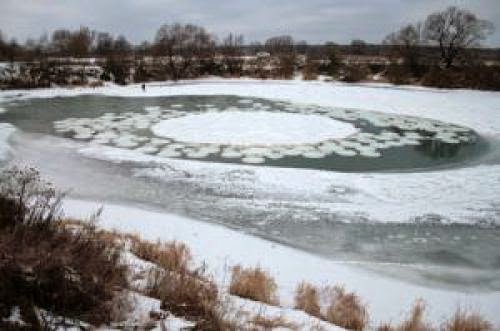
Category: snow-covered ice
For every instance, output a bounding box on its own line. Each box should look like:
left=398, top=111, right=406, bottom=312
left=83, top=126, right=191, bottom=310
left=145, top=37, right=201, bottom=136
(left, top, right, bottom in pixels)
left=151, top=111, right=359, bottom=145
left=0, top=123, right=16, bottom=162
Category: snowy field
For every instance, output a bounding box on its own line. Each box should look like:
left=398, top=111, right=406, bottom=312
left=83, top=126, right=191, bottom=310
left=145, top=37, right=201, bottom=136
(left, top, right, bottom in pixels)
left=1, top=79, right=500, bottom=326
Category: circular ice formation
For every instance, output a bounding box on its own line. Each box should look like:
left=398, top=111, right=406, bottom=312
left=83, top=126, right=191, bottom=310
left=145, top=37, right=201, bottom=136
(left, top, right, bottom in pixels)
left=151, top=111, right=358, bottom=146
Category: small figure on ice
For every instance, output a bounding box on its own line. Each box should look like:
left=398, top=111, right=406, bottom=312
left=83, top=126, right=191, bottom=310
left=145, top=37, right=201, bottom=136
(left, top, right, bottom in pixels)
left=141, top=83, right=146, bottom=91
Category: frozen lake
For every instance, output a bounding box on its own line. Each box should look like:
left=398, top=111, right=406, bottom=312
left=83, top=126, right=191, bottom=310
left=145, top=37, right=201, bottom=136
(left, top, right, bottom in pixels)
left=1, top=95, right=487, bottom=171
left=1, top=91, right=499, bottom=294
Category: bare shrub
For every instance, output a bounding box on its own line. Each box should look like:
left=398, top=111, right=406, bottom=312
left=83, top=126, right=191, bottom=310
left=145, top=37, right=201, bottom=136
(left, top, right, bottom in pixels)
left=302, top=59, right=319, bottom=80
left=294, top=282, right=321, bottom=318
left=229, top=265, right=278, bottom=305
left=443, top=308, right=492, bottom=331
left=340, top=65, right=370, bottom=82
left=0, top=166, right=62, bottom=231
left=421, top=66, right=500, bottom=91
left=0, top=167, right=129, bottom=327
left=324, top=286, right=368, bottom=331
left=386, top=63, right=414, bottom=85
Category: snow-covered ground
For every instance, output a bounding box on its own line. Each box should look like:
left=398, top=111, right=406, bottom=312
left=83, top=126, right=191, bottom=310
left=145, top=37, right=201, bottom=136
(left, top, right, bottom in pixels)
left=1, top=79, right=500, bottom=327
left=64, top=199, right=500, bottom=326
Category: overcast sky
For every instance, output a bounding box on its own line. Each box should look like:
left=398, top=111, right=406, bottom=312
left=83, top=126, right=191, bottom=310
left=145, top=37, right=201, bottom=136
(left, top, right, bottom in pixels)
left=1, top=0, right=499, bottom=46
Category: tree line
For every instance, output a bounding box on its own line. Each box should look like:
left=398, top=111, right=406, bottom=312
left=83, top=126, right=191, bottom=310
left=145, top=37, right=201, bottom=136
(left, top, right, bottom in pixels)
left=0, top=6, right=498, bottom=90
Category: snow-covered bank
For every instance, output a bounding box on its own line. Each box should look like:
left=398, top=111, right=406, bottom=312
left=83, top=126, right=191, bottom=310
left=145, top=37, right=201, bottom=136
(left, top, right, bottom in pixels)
left=63, top=199, right=500, bottom=326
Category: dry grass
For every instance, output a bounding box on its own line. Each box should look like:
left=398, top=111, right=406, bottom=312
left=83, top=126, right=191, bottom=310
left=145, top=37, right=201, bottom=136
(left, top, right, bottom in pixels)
left=229, top=265, right=279, bottom=305
left=0, top=167, right=129, bottom=328
left=127, top=235, right=234, bottom=330
left=377, top=303, right=493, bottom=331
left=399, top=300, right=430, bottom=331
left=324, top=285, right=368, bottom=331
left=376, top=300, right=431, bottom=331
left=294, top=282, right=321, bottom=318
left=443, top=309, right=492, bottom=331
left=130, top=239, right=191, bottom=273
left=249, top=315, right=298, bottom=330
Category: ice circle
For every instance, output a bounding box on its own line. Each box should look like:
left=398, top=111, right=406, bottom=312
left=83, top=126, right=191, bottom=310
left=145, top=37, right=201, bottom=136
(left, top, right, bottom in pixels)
left=151, top=111, right=359, bottom=146
left=44, top=95, right=481, bottom=170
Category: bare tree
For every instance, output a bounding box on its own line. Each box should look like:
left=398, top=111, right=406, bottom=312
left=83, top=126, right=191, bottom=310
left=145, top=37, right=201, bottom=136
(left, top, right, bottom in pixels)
left=265, top=35, right=296, bottom=79
left=68, top=26, right=94, bottom=57
left=220, top=33, right=244, bottom=77
left=423, top=6, right=494, bottom=67
left=95, top=32, right=114, bottom=56
left=384, top=23, right=423, bottom=73
left=265, top=35, right=294, bottom=55
left=51, top=27, right=94, bottom=57
left=114, top=35, right=132, bottom=55
left=155, top=23, right=214, bottom=80
left=51, top=29, right=72, bottom=55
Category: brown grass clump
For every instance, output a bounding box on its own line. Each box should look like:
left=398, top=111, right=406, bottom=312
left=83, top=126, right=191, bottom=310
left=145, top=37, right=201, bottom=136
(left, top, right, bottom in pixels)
left=399, top=300, right=430, bottom=331
left=249, top=315, right=298, bottom=330
left=443, top=309, right=492, bottom=331
left=128, top=235, right=231, bottom=330
left=377, top=323, right=397, bottom=331
left=229, top=265, right=279, bottom=305
left=0, top=167, right=129, bottom=329
left=377, top=303, right=494, bottom=331
left=131, top=239, right=191, bottom=273
left=324, top=285, right=368, bottom=331
left=376, top=300, right=432, bottom=331
left=294, top=282, right=321, bottom=318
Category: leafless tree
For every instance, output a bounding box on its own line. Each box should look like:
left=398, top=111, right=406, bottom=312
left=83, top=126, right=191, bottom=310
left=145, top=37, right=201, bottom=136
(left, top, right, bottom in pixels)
left=265, top=35, right=296, bottom=78
left=51, top=29, right=72, bottom=55
left=384, top=23, right=423, bottom=73
left=265, top=35, right=294, bottom=55
left=220, top=33, right=244, bottom=77
left=423, top=6, right=494, bottom=67
left=68, top=26, right=94, bottom=57
left=114, top=35, right=132, bottom=55
left=155, top=23, right=215, bottom=80
left=95, top=32, right=114, bottom=56
left=51, top=27, right=94, bottom=57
